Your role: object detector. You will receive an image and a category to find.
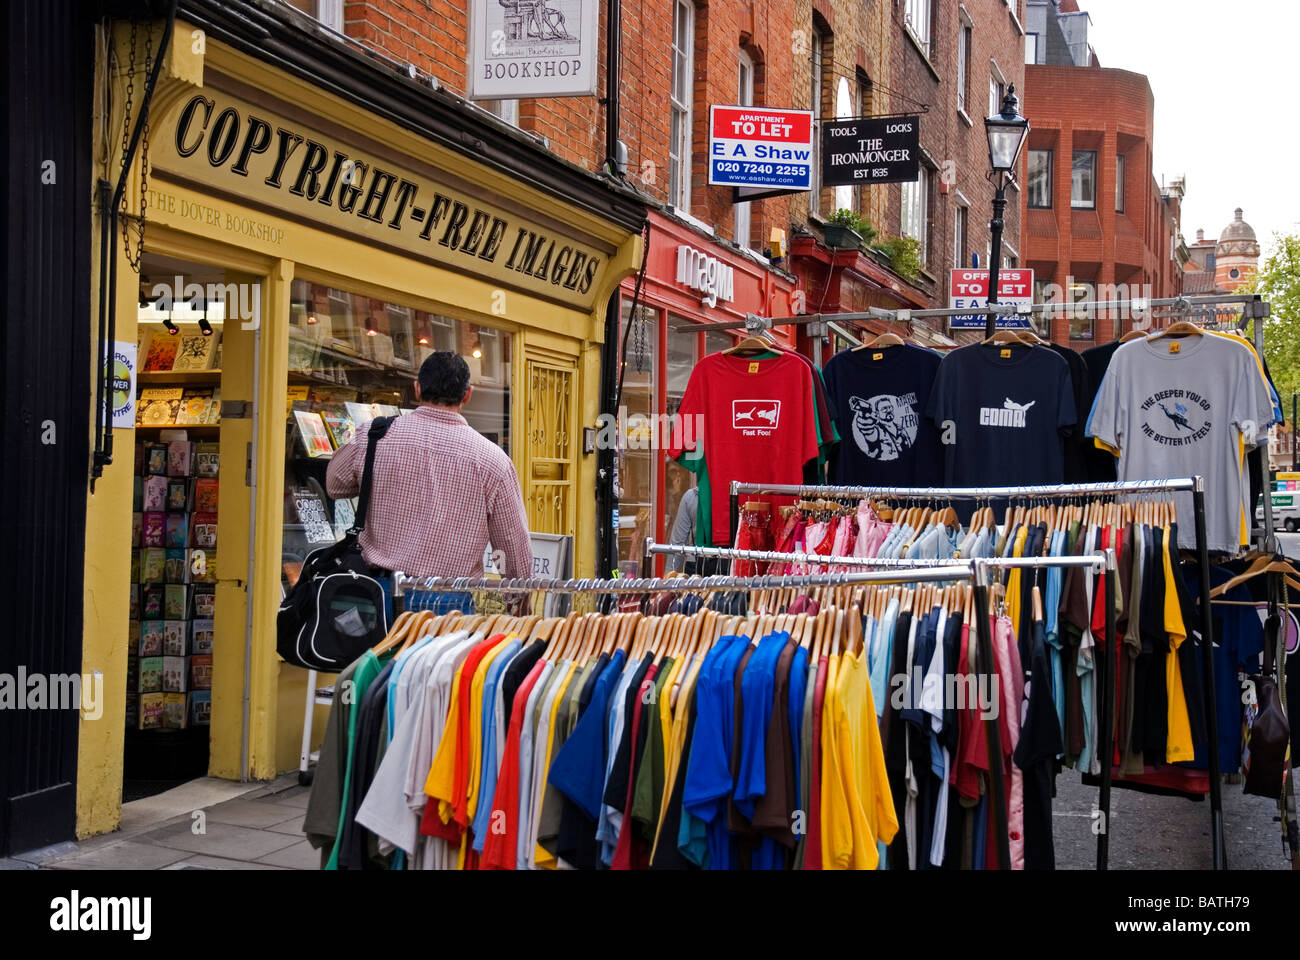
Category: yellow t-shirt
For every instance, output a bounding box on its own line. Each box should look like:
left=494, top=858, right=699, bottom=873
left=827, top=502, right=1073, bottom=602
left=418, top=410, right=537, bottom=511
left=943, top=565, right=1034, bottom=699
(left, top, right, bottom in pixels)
left=533, top=661, right=576, bottom=869
left=1160, top=529, right=1195, bottom=762
left=830, top=648, right=898, bottom=869
left=465, top=635, right=513, bottom=822
left=425, top=647, right=472, bottom=824
left=1006, top=524, right=1029, bottom=631
left=820, top=652, right=852, bottom=869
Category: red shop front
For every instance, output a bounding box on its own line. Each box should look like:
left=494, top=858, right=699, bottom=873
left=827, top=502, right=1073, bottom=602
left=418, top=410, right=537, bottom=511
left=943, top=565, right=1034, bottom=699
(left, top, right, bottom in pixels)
left=613, top=209, right=801, bottom=576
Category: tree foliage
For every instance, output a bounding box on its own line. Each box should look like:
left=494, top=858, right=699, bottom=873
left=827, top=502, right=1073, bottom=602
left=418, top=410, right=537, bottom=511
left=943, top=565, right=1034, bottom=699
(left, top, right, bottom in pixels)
left=1250, top=232, right=1300, bottom=419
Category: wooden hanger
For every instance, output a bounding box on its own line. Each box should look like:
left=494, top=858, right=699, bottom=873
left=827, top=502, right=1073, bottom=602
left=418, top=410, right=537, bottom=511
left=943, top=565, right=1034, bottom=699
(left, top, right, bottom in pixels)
left=1210, top=553, right=1300, bottom=598
left=1148, top=319, right=1202, bottom=341
left=1120, top=328, right=1147, bottom=343
left=723, top=329, right=777, bottom=355
left=852, top=329, right=906, bottom=351
left=981, top=328, right=1028, bottom=346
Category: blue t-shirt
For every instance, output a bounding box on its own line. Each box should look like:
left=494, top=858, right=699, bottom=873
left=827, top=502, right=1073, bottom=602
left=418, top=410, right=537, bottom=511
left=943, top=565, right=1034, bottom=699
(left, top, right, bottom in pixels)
left=823, top=344, right=943, bottom=486
left=469, top=637, right=522, bottom=850
left=734, top=633, right=791, bottom=820
left=787, top=645, right=809, bottom=803
left=548, top=649, right=626, bottom=820
left=926, top=342, right=1076, bottom=487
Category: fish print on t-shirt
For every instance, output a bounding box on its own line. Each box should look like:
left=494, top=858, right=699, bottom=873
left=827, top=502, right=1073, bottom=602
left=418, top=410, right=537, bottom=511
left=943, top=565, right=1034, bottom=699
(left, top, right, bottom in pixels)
left=848, top=392, right=918, bottom=461
left=1139, top=388, right=1212, bottom=446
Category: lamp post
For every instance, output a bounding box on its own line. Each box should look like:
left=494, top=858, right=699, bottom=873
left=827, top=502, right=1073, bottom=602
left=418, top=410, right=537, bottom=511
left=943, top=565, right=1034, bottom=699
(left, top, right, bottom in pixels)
left=983, top=85, right=1030, bottom=339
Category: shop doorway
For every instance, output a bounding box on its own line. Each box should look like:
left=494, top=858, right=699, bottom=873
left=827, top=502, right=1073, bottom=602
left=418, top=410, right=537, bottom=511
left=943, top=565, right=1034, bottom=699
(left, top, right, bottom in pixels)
left=125, top=253, right=252, bottom=799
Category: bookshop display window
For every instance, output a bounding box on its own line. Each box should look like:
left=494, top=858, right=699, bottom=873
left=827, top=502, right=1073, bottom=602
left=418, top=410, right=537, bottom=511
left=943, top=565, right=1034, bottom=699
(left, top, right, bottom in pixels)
left=281, top=279, right=512, bottom=593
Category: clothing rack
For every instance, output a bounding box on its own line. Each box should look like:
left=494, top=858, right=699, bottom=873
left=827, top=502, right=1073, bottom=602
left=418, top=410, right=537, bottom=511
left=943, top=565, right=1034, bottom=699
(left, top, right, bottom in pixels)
left=648, top=539, right=1116, bottom=870
left=392, top=561, right=1035, bottom=869
left=725, top=476, right=1225, bottom=869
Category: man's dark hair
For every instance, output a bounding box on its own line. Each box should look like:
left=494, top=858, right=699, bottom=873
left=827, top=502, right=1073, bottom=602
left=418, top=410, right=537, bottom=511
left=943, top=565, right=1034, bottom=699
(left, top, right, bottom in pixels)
left=417, top=351, right=471, bottom=406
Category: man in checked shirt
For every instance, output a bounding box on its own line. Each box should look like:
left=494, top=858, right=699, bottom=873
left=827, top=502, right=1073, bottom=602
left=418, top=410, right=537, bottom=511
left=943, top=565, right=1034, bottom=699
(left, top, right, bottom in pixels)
left=326, top=351, right=533, bottom=616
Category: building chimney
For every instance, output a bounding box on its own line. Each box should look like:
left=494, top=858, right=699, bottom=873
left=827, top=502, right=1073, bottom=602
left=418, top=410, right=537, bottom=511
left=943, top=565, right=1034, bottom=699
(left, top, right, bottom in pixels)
left=1196, top=228, right=1204, bottom=243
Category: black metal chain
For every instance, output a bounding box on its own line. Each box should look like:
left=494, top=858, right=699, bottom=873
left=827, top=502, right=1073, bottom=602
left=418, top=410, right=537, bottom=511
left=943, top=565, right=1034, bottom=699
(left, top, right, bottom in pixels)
left=120, top=21, right=154, bottom=272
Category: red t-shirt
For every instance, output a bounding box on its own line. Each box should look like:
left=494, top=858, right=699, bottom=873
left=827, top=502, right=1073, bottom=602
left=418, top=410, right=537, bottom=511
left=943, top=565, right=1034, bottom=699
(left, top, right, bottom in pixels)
left=452, top=635, right=506, bottom=828
left=670, top=352, right=818, bottom=545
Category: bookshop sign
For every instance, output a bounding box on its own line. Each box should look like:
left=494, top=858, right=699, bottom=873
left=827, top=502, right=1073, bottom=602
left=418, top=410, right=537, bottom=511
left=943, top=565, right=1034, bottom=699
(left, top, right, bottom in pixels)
left=151, top=91, right=607, bottom=309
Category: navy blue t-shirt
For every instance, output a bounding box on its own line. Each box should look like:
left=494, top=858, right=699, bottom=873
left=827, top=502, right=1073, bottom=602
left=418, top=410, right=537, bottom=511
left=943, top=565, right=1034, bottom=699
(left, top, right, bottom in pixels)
left=925, top=343, right=1076, bottom=487
left=823, top=344, right=943, bottom=486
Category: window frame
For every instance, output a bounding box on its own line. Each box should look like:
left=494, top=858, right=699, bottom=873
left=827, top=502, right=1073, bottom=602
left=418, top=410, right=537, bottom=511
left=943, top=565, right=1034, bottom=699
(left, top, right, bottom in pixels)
left=905, top=0, right=933, bottom=58
left=669, top=0, right=694, bottom=212
left=1071, top=149, right=1097, bottom=210
left=1115, top=154, right=1126, bottom=213
left=953, top=201, right=969, bottom=270
left=734, top=49, right=755, bottom=247
left=1027, top=148, right=1053, bottom=209
left=957, top=24, right=972, bottom=117
left=901, top=167, right=931, bottom=265
left=809, top=26, right=825, bottom=217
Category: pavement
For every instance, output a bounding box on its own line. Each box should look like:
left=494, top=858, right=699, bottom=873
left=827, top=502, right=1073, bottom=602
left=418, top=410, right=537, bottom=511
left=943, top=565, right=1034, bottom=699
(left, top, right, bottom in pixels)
left=1, top=774, right=318, bottom=871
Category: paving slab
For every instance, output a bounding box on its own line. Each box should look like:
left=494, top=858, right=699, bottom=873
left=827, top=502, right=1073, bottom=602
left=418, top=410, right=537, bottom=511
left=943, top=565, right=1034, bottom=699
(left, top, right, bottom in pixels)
left=254, top=839, right=320, bottom=870
left=162, top=854, right=287, bottom=870
left=43, top=840, right=190, bottom=871
left=203, top=798, right=303, bottom=829
left=141, top=819, right=301, bottom=861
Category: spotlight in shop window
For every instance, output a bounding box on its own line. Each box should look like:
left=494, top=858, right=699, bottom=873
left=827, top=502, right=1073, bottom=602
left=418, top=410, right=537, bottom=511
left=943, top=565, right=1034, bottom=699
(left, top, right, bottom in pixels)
left=472, top=346, right=483, bottom=358
left=306, top=313, right=318, bottom=325
left=418, top=336, right=430, bottom=346
left=162, top=315, right=179, bottom=335
left=198, top=300, right=214, bottom=336
left=366, top=327, right=378, bottom=337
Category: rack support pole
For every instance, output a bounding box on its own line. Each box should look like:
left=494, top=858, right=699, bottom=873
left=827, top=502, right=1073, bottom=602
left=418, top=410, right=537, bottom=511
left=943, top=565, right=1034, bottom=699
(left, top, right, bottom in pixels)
left=1192, top=478, right=1225, bottom=869
left=1097, top=547, right=1117, bottom=870
left=971, top=559, right=1011, bottom=869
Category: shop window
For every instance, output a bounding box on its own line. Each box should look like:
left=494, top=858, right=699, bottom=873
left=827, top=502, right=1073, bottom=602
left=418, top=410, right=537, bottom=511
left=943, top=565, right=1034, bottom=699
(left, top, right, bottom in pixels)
left=616, top=299, right=658, bottom=576
left=282, top=278, right=511, bottom=590
left=481, top=99, right=520, bottom=127
left=663, top=321, right=698, bottom=572
left=1068, top=281, right=1096, bottom=340
left=905, top=0, right=932, bottom=57
left=1071, top=150, right=1097, bottom=209
left=901, top=168, right=931, bottom=265
left=1027, top=149, right=1052, bottom=209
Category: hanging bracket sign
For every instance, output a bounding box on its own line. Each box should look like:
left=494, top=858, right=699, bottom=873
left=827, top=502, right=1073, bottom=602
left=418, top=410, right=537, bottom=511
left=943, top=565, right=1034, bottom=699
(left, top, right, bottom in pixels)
left=821, top=115, right=920, bottom=186
left=708, top=105, right=814, bottom=191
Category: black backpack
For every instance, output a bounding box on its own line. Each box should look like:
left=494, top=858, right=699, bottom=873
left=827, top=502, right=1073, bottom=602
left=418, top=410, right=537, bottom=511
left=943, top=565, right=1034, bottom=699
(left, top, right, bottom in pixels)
left=276, top=417, right=394, bottom=671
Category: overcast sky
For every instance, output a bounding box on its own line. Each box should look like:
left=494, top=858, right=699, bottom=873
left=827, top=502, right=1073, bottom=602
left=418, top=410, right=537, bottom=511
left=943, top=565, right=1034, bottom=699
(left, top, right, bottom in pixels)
left=1079, top=0, right=1298, bottom=257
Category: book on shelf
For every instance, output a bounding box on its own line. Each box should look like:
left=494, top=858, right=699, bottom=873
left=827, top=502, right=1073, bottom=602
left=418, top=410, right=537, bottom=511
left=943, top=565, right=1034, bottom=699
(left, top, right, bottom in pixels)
left=332, top=497, right=356, bottom=539
left=166, top=478, right=192, bottom=512
left=194, top=477, right=219, bottom=513
left=206, top=387, right=221, bottom=424
left=126, top=655, right=139, bottom=694
left=190, top=619, right=214, bottom=655
left=162, top=620, right=187, bottom=657
left=129, top=583, right=139, bottom=620
left=189, top=655, right=213, bottom=691
left=142, top=335, right=179, bottom=373
left=139, top=620, right=163, bottom=657
left=142, top=475, right=168, bottom=511
left=175, top=391, right=213, bottom=426
left=375, top=403, right=401, bottom=418
left=171, top=331, right=219, bottom=371
left=145, top=443, right=169, bottom=475
left=319, top=408, right=356, bottom=450
left=166, top=440, right=192, bottom=476
left=138, top=657, right=163, bottom=693
left=163, top=583, right=188, bottom=620
left=140, top=547, right=167, bottom=584
left=194, top=442, right=220, bottom=477
left=162, top=656, right=187, bottom=693
left=191, top=512, right=218, bottom=550
left=137, top=387, right=184, bottom=425
left=164, top=513, right=190, bottom=550
left=162, top=693, right=188, bottom=729
left=141, top=512, right=165, bottom=548
left=189, top=549, right=217, bottom=584
left=141, top=585, right=164, bottom=621
left=164, top=548, right=189, bottom=584
left=285, top=384, right=311, bottom=418
left=344, top=401, right=379, bottom=429
left=139, top=692, right=164, bottom=730
left=290, top=488, right=336, bottom=544
left=293, top=410, right=334, bottom=458
left=188, top=690, right=211, bottom=726
left=191, top=585, right=215, bottom=619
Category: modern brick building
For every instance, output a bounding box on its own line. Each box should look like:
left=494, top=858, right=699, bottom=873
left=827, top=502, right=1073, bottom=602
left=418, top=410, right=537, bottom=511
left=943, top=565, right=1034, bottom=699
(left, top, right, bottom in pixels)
left=1021, top=0, right=1187, bottom=347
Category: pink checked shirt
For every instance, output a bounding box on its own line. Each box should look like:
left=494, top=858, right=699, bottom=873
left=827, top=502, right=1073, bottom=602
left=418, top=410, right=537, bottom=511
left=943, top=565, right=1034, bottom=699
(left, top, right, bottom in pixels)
left=325, top=405, right=533, bottom=579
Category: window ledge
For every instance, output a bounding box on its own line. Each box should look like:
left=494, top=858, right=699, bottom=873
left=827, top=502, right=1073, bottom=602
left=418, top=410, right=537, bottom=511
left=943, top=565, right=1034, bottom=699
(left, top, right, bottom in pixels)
left=903, top=28, right=942, bottom=83
left=957, top=108, right=973, bottom=128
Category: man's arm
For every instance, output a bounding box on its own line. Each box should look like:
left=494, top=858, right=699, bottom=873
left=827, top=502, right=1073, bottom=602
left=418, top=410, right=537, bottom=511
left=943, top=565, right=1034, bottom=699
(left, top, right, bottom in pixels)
left=665, top=488, right=697, bottom=573
left=487, top=456, right=533, bottom=578
left=325, top=432, right=365, bottom=498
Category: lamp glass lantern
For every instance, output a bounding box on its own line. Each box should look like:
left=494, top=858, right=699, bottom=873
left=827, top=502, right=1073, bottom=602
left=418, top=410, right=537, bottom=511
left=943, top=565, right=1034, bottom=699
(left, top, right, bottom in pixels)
left=984, top=85, right=1030, bottom=175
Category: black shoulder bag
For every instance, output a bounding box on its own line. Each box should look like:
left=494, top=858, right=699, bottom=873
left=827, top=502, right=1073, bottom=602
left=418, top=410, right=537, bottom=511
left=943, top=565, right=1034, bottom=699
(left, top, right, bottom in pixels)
left=276, top=416, right=395, bottom=670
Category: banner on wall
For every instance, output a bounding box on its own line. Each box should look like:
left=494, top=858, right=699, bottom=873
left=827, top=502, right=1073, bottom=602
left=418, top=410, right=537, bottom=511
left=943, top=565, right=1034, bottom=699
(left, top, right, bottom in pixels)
left=708, top=105, right=814, bottom=192
left=820, top=115, right=921, bottom=186
left=468, top=0, right=598, bottom=99
left=948, top=269, right=1035, bottom=329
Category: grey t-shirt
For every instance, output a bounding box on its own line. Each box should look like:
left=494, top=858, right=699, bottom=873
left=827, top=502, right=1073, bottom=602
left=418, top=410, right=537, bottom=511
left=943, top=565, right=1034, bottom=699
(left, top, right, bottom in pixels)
left=1086, top=335, right=1273, bottom=552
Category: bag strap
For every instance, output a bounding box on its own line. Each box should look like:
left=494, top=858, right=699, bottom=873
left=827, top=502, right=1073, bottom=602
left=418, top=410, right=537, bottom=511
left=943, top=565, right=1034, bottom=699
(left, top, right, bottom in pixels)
left=348, top=416, right=394, bottom=535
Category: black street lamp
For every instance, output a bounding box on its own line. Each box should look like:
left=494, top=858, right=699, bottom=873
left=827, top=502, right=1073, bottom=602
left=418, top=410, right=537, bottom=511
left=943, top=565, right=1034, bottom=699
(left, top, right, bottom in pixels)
left=984, top=85, right=1030, bottom=339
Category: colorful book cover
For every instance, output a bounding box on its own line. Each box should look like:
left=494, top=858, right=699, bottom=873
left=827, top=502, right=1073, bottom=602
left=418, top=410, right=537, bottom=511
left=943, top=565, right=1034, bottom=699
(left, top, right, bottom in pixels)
left=142, top=475, right=168, bottom=511
left=163, top=583, right=188, bottom=620
left=191, top=512, right=218, bottom=550
left=293, top=410, right=334, bottom=458
left=162, top=693, right=188, bottom=729
left=175, top=391, right=212, bottom=426
left=188, top=690, right=211, bottom=726
left=206, top=387, right=221, bottom=424
left=171, top=332, right=218, bottom=371
left=139, top=693, right=164, bottom=730
left=332, top=498, right=356, bottom=539
left=141, top=585, right=165, bottom=620
left=189, top=549, right=217, bottom=584
left=167, top=478, right=192, bottom=512
left=140, top=547, right=167, bottom=584
left=141, top=512, right=165, bottom=547
left=285, top=384, right=311, bottom=418
left=291, top=488, right=336, bottom=545
left=137, top=387, right=184, bottom=425
left=162, top=619, right=188, bottom=657
left=191, top=585, right=216, bottom=619
left=164, top=513, right=190, bottom=549
left=164, top=548, right=190, bottom=584
left=319, top=408, right=356, bottom=450
left=166, top=440, right=193, bottom=476
left=139, top=622, right=164, bottom=658
left=194, top=478, right=219, bottom=514
left=145, top=443, right=169, bottom=475
left=344, top=401, right=378, bottom=430
left=194, top=442, right=220, bottom=477
left=138, top=657, right=163, bottom=693
left=190, top=619, right=215, bottom=655
left=162, top=656, right=187, bottom=693
left=142, top=335, right=179, bottom=372
left=189, top=655, right=213, bottom=691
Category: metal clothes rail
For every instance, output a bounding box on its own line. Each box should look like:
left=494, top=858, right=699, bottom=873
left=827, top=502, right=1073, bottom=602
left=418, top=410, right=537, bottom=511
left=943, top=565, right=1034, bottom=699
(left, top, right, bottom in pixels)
left=721, top=476, right=1224, bottom=869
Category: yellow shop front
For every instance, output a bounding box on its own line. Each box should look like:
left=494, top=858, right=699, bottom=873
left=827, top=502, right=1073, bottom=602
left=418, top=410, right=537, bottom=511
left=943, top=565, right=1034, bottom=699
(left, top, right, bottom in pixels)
left=78, top=21, right=644, bottom=837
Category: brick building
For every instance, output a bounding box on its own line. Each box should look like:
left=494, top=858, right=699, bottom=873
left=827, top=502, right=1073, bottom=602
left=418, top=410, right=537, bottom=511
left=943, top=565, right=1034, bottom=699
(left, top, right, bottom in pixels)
left=1021, top=0, right=1187, bottom=347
